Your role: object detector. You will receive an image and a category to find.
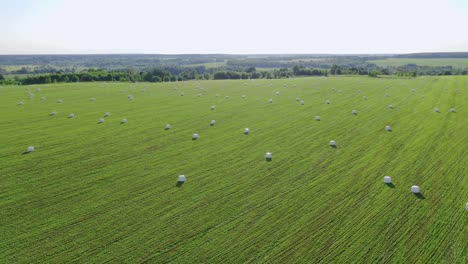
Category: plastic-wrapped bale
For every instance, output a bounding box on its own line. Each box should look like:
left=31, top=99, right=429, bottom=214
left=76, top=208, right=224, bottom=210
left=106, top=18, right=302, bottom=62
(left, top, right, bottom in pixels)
left=363, top=96, right=367, bottom=100
left=40, top=96, right=46, bottom=100
left=198, top=93, right=202, bottom=97
left=352, top=110, right=357, bottom=115
left=51, top=111, right=57, bottom=116
left=57, top=99, right=63, bottom=103
left=244, top=128, right=249, bottom=135
left=276, top=91, right=280, bottom=95
left=296, top=98, right=300, bottom=102
left=466, top=203, right=468, bottom=210
left=357, top=90, right=361, bottom=93
left=388, top=104, right=394, bottom=109
left=180, top=92, right=184, bottom=96
left=385, top=93, right=390, bottom=97
left=211, top=105, right=215, bottom=110
left=210, top=120, right=216, bottom=126
left=329, top=140, right=336, bottom=147
left=385, top=126, right=391, bottom=131
left=90, top=97, right=96, bottom=102
left=192, top=133, right=199, bottom=140
left=326, top=100, right=330, bottom=104
left=225, top=96, right=229, bottom=99
left=411, top=89, right=416, bottom=93
left=242, top=95, right=246, bottom=99
left=121, top=118, right=127, bottom=123
left=69, top=113, right=75, bottom=118
left=27, top=146, right=35, bottom=152
left=384, top=176, right=392, bottom=183
left=99, top=118, right=105, bottom=123
left=265, top=152, right=272, bottom=160
left=36, top=88, right=41, bottom=92
left=165, top=124, right=171, bottom=130
left=104, top=112, right=111, bottom=117
left=315, top=116, right=320, bottom=121
left=268, top=98, right=273, bottom=103
left=300, top=101, right=304, bottom=105
left=449, top=108, right=455, bottom=113
left=18, top=101, right=24, bottom=105
left=178, top=175, right=186, bottom=182
left=434, top=108, right=440, bottom=113
left=411, top=185, right=420, bottom=194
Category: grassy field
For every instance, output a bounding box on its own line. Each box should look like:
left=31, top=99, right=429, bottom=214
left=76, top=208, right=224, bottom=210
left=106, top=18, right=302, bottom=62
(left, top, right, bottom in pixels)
left=368, top=58, right=468, bottom=69
left=1, top=76, right=466, bottom=263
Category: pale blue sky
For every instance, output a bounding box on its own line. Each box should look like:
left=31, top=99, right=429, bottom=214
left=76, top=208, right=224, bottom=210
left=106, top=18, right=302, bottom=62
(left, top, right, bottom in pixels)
left=1, top=0, right=467, bottom=54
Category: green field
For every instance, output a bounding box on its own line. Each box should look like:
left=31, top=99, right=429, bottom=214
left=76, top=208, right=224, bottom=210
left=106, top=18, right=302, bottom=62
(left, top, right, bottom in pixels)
left=1, top=76, right=466, bottom=263
left=369, top=58, right=468, bottom=69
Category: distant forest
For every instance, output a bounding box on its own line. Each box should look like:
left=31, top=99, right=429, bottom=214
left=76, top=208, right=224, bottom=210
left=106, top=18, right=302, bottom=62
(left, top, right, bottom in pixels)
left=1, top=53, right=467, bottom=85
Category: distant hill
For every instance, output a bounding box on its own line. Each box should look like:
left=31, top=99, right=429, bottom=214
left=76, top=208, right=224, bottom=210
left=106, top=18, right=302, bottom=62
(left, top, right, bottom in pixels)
left=394, top=52, right=468, bottom=59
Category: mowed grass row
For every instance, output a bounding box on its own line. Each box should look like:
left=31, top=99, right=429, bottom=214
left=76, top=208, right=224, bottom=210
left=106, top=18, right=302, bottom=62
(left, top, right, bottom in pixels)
left=0, top=76, right=466, bottom=263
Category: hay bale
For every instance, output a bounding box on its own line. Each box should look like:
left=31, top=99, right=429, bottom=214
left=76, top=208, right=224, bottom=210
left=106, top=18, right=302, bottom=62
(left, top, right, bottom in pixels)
left=121, top=118, right=127, bottom=123
left=352, top=110, right=357, bottom=115
left=276, top=91, right=280, bottom=95
left=384, top=176, right=392, bottom=183
left=104, top=112, right=111, bottom=117
left=99, top=118, right=105, bottom=123
left=315, top=116, right=320, bottom=121
left=388, top=104, right=394, bottom=109
left=57, top=99, right=63, bottom=103
left=265, top=152, right=272, bottom=160
left=192, top=133, right=199, bottom=139
left=269, top=98, right=273, bottom=103
left=329, top=140, right=336, bottom=147
left=178, top=175, right=186, bottom=182
left=27, top=146, right=35, bottom=152
left=242, top=95, right=246, bottom=99
left=51, top=111, right=57, bottom=116
left=180, top=92, right=184, bottom=96
left=434, top=108, right=440, bottom=113
left=326, top=100, right=330, bottom=104
left=197, top=93, right=202, bottom=97
left=385, top=125, right=391, bottom=131
left=450, top=108, right=456, bottom=113
left=296, top=98, right=300, bottom=102
left=40, top=96, right=46, bottom=100
left=18, top=101, right=24, bottom=105
left=90, top=97, right=96, bottom=102
left=210, top=120, right=216, bottom=126
left=466, top=203, right=468, bottom=210
left=211, top=105, right=215, bottom=110
left=363, top=96, right=367, bottom=100
left=225, top=96, right=229, bottom=99
left=69, top=113, right=75, bottom=118
left=165, top=124, right=171, bottom=129
left=411, top=185, right=420, bottom=193
left=300, top=101, right=304, bottom=105
left=244, top=128, right=249, bottom=134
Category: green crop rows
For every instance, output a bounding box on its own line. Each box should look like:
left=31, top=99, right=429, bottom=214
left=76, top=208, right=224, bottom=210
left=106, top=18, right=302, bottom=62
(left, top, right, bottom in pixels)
left=1, top=76, right=466, bottom=263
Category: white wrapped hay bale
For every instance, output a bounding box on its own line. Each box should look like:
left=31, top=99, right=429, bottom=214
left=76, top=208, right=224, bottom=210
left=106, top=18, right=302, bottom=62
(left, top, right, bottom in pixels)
left=99, top=118, right=105, bottom=123
left=385, top=126, right=391, bottom=131
left=178, top=175, right=186, bottom=182
left=363, top=96, right=367, bottom=100
left=242, top=95, right=246, bottom=99
left=276, top=91, right=280, bottom=95
left=27, top=146, right=35, bottom=152
left=51, top=111, right=57, bottom=116
left=300, top=101, right=304, bottom=105
left=315, top=116, right=320, bottom=121
left=104, top=112, right=111, bottom=117
left=210, top=120, right=216, bottom=126
left=352, top=110, right=357, bottom=115
left=210, top=105, right=215, bottom=110
left=121, top=118, right=127, bottom=123
left=265, top=152, right=272, bottom=160
left=326, top=100, right=330, bottom=104
left=165, top=124, right=171, bottom=130
left=57, top=99, right=63, bottom=103
left=225, top=96, right=229, bottom=99
left=180, top=92, right=185, bottom=96
left=18, top=101, right=24, bottom=105
left=296, top=98, right=300, bottom=102
left=192, top=133, right=199, bottom=139
left=466, top=203, right=468, bottom=210
left=384, top=176, right=392, bottom=183
left=449, top=108, right=455, bottom=113
left=90, top=97, right=96, bottom=102
left=197, top=93, right=202, bottom=97
left=434, top=108, right=440, bottom=113
left=268, top=98, right=273, bottom=103
left=69, top=113, right=75, bottom=118
left=40, top=96, right=46, bottom=101
left=388, top=104, right=394, bottom=109
left=329, top=140, right=336, bottom=147
left=244, top=128, right=249, bottom=134
left=411, top=185, right=420, bottom=193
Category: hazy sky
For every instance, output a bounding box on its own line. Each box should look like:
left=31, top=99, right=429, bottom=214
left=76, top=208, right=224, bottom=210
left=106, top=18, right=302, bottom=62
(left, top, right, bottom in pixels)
left=1, top=0, right=467, bottom=54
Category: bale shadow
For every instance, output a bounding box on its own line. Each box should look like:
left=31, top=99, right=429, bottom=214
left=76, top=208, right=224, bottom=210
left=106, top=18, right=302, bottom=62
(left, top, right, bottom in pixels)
left=120, top=122, right=126, bottom=124
left=22, top=151, right=31, bottom=155
left=192, top=138, right=198, bottom=141
left=265, top=158, right=272, bottom=162
left=330, top=145, right=337, bottom=149
left=49, top=114, right=56, bottom=116
left=176, top=181, right=184, bottom=187
left=385, top=182, right=395, bottom=188
left=414, top=193, right=425, bottom=199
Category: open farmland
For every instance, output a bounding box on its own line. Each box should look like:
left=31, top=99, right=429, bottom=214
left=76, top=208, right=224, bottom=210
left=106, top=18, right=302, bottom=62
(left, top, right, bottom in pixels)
left=0, top=76, right=466, bottom=263
left=368, top=58, right=468, bottom=69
